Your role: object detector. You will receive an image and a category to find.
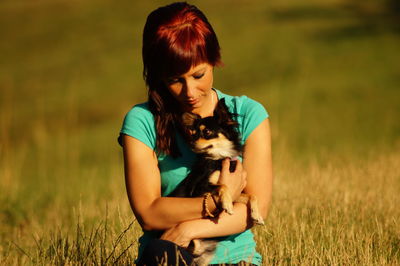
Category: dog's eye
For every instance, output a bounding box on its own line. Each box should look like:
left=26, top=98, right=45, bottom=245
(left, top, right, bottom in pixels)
left=203, top=129, right=212, bottom=137
left=189, top=129, right=196, bottom=136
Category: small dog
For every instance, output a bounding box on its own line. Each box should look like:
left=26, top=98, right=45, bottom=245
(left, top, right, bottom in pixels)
left=169, top=98, right=264, bottom=265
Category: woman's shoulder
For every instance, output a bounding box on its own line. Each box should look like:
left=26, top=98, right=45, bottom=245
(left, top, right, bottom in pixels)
left=123, top=102, right=155, bottom=125
left=215, top=89, right=268, bottom=117
left=120, top=101, right=157, bottom=149
left=125, top=102, right=152, bottom=116
left=216, top=89, right=269, bottom=142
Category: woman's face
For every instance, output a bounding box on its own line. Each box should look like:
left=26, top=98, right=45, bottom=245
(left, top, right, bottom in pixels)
left=165, top=63, right=214, bottom=114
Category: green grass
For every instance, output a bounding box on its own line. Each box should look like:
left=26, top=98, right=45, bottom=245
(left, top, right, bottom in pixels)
left=1, top=0, right=399, bottom=264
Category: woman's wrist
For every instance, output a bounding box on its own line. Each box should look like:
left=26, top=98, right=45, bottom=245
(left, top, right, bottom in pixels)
left=183, top=203, right=250, bottom=240
left=202, top=193, right=222, bottom=218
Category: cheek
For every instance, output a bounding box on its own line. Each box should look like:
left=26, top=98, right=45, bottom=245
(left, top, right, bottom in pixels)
left=200, top=73, right=213, bottom=90
left=206, top=76, right=213, bottom=87
left=167, top=84, right=182, bottom=98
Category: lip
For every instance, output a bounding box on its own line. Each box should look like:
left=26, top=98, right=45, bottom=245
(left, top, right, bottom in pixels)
left=186, top=98, right=199, bottom=105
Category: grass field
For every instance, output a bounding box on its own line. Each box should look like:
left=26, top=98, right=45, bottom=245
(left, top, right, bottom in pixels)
left=1, top=0, right=399, bottom=264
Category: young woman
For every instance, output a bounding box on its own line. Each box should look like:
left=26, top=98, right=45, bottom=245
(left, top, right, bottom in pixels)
left=119, top=2, right=273, bottom=265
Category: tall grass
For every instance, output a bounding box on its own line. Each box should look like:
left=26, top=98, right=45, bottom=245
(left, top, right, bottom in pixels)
left=257, top=151, right=400, bottom=265
left=1, top=0, right=399, bottom=264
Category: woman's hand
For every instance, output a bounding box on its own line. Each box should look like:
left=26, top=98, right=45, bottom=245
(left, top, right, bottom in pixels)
left=218, top=158, right=247, bottom=201
left=160, top=222, right=194, bottom=248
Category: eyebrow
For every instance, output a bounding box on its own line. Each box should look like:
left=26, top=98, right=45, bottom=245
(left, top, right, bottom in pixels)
left=192, top=67, right=206, bottom=75
left=169, top=67, right=207, bottom=80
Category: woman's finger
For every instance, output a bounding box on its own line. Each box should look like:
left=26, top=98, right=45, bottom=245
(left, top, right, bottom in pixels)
left=221, top=158, right=231, bottom=174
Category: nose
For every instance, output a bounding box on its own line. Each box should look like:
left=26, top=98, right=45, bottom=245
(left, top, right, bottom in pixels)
left=183, top=79, right=196, bottom=98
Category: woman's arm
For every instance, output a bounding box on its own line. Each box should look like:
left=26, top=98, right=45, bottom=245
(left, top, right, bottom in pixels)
left=161, top=119, right=273, bottom=245
left=123, top=134, right=203, bottom=230
left=242, top=118, right=273, bottom=219
left=161, top=202, right=249, bottom=247
left=122, top=134, right=245, bottom=231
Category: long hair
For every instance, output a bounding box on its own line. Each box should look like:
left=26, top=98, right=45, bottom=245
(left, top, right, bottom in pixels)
left=142, top=2, right=222, bottom=157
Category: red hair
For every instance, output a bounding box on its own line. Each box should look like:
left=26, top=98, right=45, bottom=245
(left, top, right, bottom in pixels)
left=142, top=2, right=222, bottom=156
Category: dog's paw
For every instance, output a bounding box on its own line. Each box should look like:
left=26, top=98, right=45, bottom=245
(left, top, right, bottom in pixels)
left=251, top=209, right=264, bottom=225
left=252, top=215, right=265, bottom=225
left=218, top=185, right=234, bottom=215
left=222, top=200, right=234, bottom=215
left=208, top=170, right=220, bottom=185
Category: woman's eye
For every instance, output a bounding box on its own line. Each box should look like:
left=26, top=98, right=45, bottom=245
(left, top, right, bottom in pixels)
left=193, top=73, right=205, bottom=79
left=166, top=77, right=182, bottom=85
left=167, top=78, right=180, bottom=84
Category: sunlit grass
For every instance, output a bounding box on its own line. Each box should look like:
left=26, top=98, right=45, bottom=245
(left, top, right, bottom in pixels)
left=257, top=151, right=400, bottom=265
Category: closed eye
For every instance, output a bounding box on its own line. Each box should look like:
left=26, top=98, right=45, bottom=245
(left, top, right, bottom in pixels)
left=193, top=73, right=205, bottom=79
left=166, top=77, right=180, bottom=85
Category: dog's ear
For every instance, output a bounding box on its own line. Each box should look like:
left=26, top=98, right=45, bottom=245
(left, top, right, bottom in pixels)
left=214, top=98, right=237, bottom=126
left=182, top=112, right=200, bottom=127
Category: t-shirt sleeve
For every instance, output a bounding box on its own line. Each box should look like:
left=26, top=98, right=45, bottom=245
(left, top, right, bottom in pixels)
left=119, top=104, right=156, bottom=150
left=239, top=96, right=269, bottom=142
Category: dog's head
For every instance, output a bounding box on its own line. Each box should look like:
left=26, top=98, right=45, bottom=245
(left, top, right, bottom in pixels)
left=182, top=99, right=242, bottom=160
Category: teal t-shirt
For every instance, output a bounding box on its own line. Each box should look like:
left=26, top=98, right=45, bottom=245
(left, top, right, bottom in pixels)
left=120, top=89, right=269, bottom=265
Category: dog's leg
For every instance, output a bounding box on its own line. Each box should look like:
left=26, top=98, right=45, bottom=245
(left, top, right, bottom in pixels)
left=249, top=195, right=264, bottom=225
left=235, top=193, right=249, bottom=204
left=236, top=194, right=264, bottom=225
left=208, top=170, right=220, bottom=185
left=216, top=185, right=234, bottom=215
left=189, top=239, right=218, bottom=266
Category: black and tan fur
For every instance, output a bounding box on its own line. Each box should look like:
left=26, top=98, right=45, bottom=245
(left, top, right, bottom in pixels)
left=169, top=98, right=263, bottom=265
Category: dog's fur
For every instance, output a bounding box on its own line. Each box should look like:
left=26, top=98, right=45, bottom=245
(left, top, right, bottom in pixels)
left=169, top=98, right=263, bottom=265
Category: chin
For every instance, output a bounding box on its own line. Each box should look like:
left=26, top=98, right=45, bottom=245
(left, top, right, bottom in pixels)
left=186, top=103, right=203, bottom=111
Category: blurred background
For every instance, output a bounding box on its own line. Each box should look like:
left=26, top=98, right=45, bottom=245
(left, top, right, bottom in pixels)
left=1, top=0, right=399, bottom=264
